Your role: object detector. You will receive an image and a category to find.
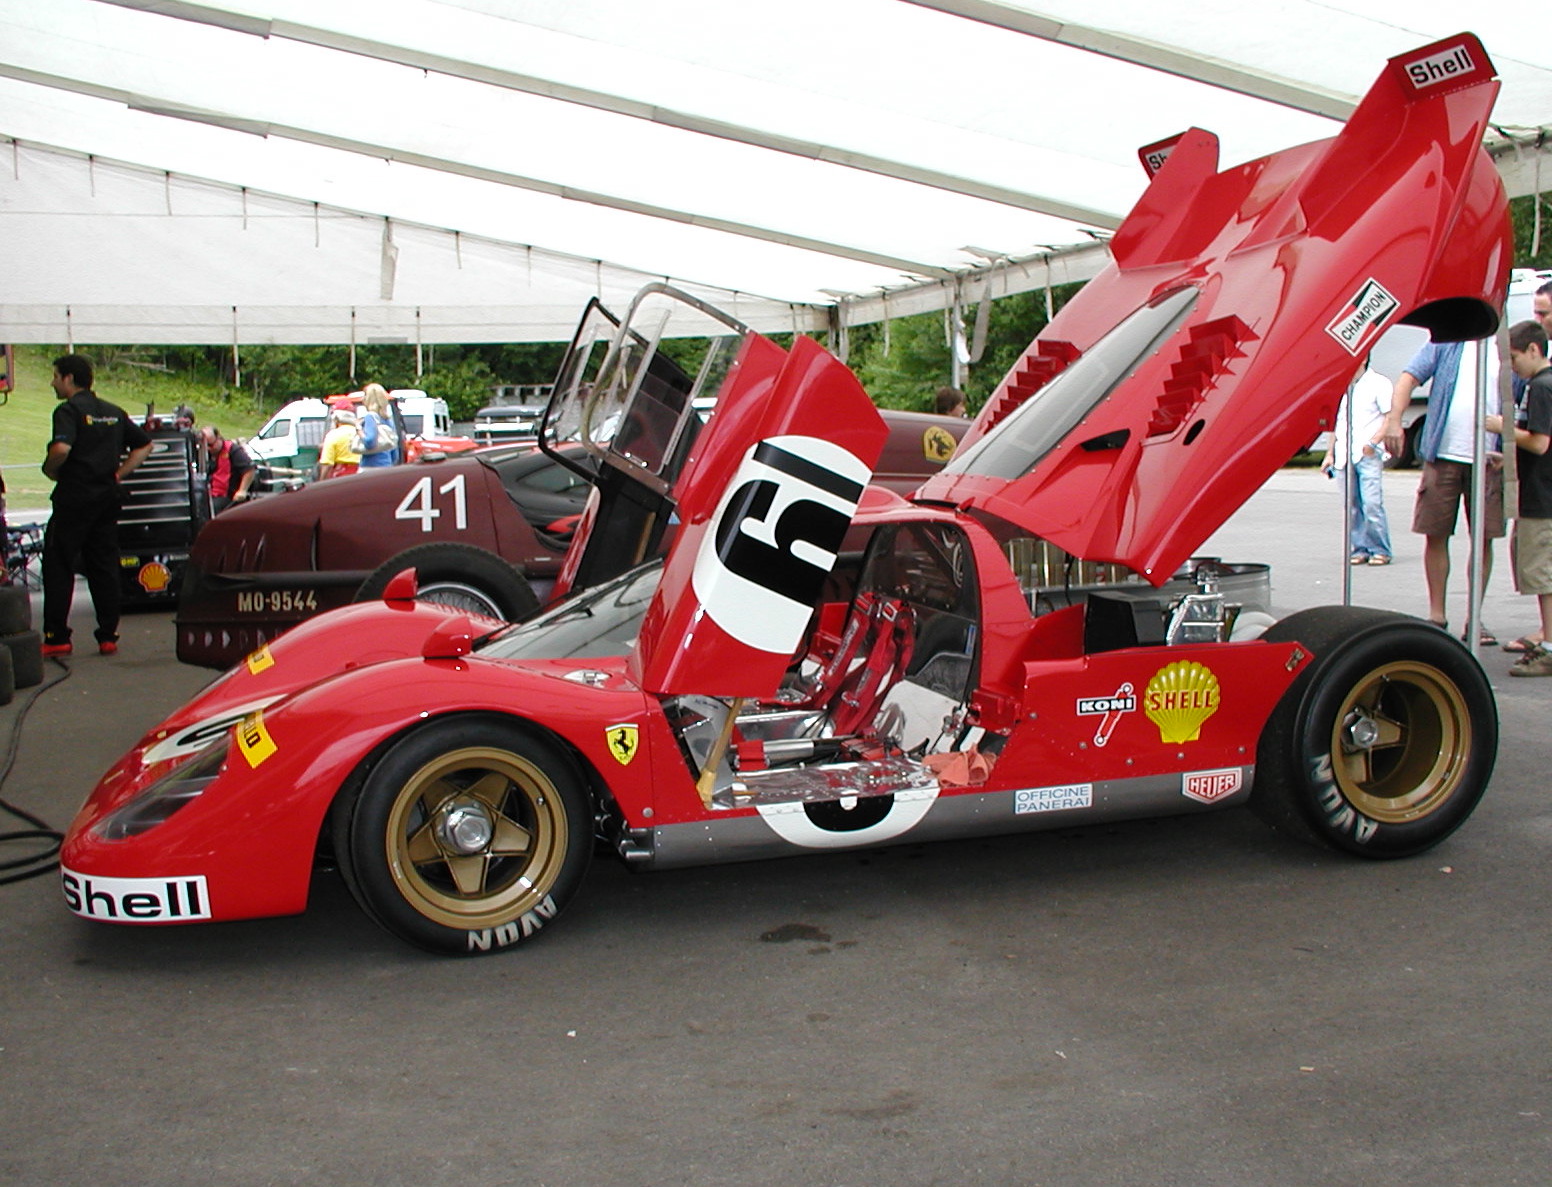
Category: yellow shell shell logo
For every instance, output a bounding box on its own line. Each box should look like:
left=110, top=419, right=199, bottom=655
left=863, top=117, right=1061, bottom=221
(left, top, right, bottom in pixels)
left=1144, top=661, right=1221, bottom=744
left=137, top=561, right=172, bottom=593
left=922, top=425, right=957, bottom=464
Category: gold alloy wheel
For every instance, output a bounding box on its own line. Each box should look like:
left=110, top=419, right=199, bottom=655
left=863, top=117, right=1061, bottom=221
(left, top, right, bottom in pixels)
left=382, top=746, right=569, bottom=929
left=1331, top=660, right=1471, bottom=825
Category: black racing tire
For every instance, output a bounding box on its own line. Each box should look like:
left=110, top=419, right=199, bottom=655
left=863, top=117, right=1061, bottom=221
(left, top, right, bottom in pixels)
left=1, top=630, right=43, bottom=689
left=353, top=542, right=541, bottom=623
left=333, top=715, right=593, bottom=956
left=1252, top=607, right=1495, bottom=859
left=0, top=585, right=30, bottom=635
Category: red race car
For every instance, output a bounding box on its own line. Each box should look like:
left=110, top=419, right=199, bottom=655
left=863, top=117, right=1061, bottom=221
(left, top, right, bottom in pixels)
left=65, top=35, right=1507, bottom=956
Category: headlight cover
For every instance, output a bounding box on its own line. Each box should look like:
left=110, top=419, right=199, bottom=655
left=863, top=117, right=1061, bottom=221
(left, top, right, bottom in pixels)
left=94, top=741, right=229, bottom=841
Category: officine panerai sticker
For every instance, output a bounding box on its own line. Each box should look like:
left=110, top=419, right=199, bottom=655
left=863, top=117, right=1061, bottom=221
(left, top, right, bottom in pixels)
left=1326, top=278, right=1399, bottom=356
left=1076, top=683, right=1135, bottom=747
left=606, top=723, right=639, bottom=766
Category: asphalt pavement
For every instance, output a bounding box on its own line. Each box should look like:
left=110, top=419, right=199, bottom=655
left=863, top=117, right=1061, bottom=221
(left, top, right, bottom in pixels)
left=1, top=466, right=1548, bottom=1187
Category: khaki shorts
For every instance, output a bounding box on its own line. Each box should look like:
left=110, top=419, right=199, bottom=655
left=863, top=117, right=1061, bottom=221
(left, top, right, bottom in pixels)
left=1412, top=459, right=1505, bottom=538
left=1512, top=517, right=1552, bottom=595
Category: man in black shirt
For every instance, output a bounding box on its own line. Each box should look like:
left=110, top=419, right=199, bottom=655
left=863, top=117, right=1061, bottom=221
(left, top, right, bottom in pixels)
left=40, top=354, right=153, bottom=656
left=1488, top=322, right=1552, bottom=676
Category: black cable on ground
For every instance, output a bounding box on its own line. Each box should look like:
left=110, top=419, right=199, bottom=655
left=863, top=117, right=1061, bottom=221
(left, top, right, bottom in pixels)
left=0, top=656, right=71, bottom=884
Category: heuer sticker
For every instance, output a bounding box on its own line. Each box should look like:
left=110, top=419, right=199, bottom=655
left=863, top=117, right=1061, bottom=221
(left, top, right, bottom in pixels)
left=61, top=870, right=212, bottom=921
left=1183, top=767, right=1244, bottom=804
left=1325, top=278, right=1398, bottom=356
left=1015, top=784, right=1093, bottom=815
left=1076, top=682, right=1135, bottom=747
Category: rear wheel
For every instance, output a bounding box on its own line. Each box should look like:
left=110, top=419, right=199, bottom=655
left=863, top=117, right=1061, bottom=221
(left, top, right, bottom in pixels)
left=334, top=716, right=592, bottom=955
left=1253, top=607, right=1495, bottom=858
left=354, top=542, right=540, bottom=622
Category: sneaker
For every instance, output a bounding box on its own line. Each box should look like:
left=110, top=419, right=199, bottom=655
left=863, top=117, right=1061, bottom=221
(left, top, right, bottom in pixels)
left=98, top=640, right=119, bottom=656
left=41, top=641, right=72, bottom=657
left=1349, top=552, right=1369, bottom=565
left=1367, top=554, right=1392, bottom=566
left=1509, top=645, right=1552, bottom=677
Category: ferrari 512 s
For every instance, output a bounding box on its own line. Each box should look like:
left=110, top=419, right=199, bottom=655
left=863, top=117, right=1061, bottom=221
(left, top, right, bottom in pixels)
left=63, top=34, right=1509, bottom=954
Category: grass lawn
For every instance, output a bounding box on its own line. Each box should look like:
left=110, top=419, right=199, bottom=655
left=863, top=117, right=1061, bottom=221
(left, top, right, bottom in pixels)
left=2, top=346, right=269, bottom=510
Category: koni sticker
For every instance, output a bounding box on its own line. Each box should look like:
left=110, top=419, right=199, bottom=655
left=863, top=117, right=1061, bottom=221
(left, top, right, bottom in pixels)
left=606, top=723, right=639, bottom=766
left=1183, top=767, right=1243, bottom=804
left=1076, top=683, right=1135, bottom=747
left=236, top=709, right=277, bottom=769
left=1014, top=784, right=1093, bottom=815
left=1144, top=662, right=1220, bottom=744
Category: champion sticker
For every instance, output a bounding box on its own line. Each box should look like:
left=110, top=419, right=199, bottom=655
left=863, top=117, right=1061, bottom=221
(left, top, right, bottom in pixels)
left=1014, top=784, right=1093, bottom=815
left=1076, top=683, right=1136, bottom=747
left=236, top=709, right=277, bottom=769
left=1325, top=279, right=1399, bottom=356
left=245, top=644, right=275, bottom=675
left=606, top=723, right=639, bottom=766
left=1183, top=767, right=1243, bottom=804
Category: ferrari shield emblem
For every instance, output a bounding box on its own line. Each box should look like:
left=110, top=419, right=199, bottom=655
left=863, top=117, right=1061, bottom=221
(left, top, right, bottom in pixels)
left=922, top=425, right=957, bottom=464
left=606, top=723, right=639, bottom=766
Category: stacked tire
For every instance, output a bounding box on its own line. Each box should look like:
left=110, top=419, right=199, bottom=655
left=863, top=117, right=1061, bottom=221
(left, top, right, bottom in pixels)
left=0, top=585, right=44, bottom=706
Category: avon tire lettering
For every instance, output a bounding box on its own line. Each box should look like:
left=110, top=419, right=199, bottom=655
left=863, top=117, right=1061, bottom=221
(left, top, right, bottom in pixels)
left=1310, top=754, right=1379, bottom=843
left=465, top=894, right=558, bottom=952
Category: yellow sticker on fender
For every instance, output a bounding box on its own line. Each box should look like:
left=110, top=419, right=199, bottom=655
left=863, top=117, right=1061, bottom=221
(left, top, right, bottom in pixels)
left=606, top=723, right=639, bottom=766
left=245, top=644, right=275, bottom=675
left=237, top=709, right=277, bottom=768
left=1144, top=661, right=1221, bottom=744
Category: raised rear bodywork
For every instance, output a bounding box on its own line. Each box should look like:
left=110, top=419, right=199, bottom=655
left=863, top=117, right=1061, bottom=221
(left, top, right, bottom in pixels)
left=64, top=36, right=1508, bottom=956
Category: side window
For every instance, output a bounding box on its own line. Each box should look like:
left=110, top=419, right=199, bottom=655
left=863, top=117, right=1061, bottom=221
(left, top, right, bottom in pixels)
left=259, top=419, right=290, bottom=440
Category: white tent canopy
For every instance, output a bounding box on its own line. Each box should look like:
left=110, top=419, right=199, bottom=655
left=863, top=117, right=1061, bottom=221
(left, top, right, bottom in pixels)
left=2, top=0, right=1551, bottom=344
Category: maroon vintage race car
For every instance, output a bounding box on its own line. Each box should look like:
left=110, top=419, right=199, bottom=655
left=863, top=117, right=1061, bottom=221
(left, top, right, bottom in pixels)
left=65, top=35, right=1507, bottom=957
left=176, top=408, right=967, bottom=670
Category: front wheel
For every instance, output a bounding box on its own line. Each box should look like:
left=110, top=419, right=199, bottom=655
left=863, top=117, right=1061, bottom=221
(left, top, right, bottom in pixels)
left=333, top=716, right=593, bottom=955
left=1252, top=607, right=1496, bottom=858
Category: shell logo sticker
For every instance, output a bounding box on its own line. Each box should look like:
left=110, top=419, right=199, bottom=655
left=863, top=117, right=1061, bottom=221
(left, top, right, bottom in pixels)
left=922, top=425, right=957, bottom=464
left=1144, top=661, right=1220, bottom=744
left=245, top=644, right=275, bottom=675
left=137, top=561, right=172, bottom=593
left=236, top=709, right=277, bottom=769
left=606, top=723, right=639, bottom=766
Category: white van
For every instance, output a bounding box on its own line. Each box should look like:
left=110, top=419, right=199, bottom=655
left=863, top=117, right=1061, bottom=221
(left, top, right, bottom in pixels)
left=244, top=390, right=453, bottom=476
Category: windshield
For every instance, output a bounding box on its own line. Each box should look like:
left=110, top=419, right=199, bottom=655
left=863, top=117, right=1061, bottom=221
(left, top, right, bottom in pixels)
left=541, top=284, right=749, bottom=496
left=478, top=562, right=662, bottom=661
left=944, top=286, right=1200, bottom=481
